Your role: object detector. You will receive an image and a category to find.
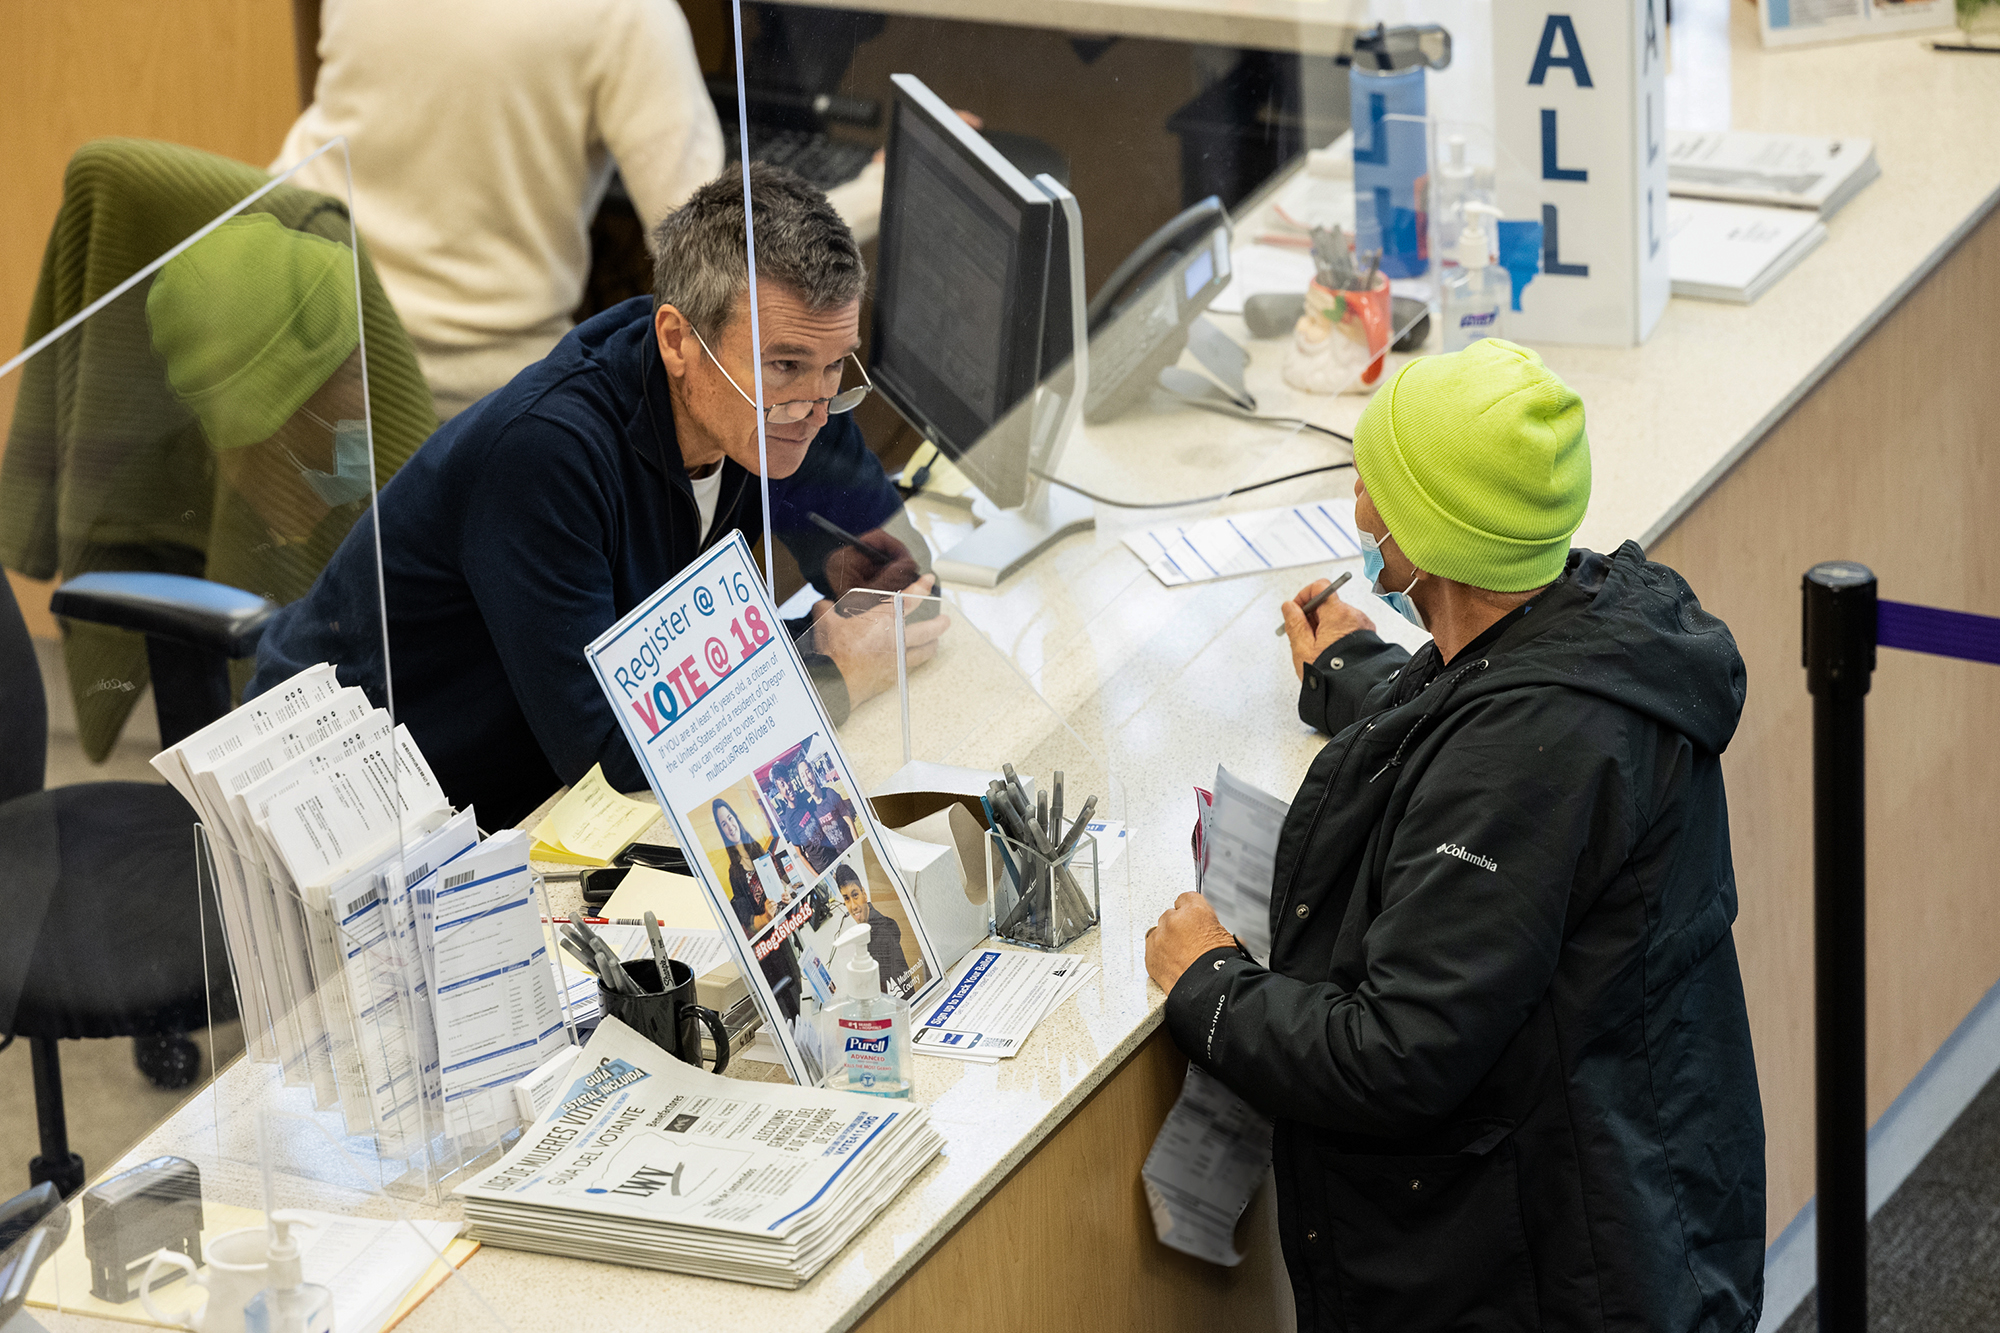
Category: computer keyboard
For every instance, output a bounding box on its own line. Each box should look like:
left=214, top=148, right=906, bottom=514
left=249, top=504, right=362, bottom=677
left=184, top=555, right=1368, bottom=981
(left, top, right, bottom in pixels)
left=723, top=126, right=875, bottom=191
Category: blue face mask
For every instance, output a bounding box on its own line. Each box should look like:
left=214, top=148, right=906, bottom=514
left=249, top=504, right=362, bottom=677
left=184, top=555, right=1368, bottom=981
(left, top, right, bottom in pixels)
left=291, top=412, right=373, bottom=506
left=1358, top=528, right=1426, bottom=630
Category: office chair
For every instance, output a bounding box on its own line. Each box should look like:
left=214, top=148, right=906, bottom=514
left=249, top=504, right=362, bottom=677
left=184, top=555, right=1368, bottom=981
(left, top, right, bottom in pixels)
left=0, top=569, right=274, bottom=1196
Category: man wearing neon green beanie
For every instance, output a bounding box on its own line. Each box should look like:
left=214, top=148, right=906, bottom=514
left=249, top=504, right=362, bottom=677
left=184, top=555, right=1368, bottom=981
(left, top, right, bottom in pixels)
left=1148, top=340, right=1765, bottom=1331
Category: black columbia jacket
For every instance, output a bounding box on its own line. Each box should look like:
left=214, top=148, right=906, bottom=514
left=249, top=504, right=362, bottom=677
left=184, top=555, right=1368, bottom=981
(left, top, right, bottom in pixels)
left=1165, top=544, right=1765, bottom=1332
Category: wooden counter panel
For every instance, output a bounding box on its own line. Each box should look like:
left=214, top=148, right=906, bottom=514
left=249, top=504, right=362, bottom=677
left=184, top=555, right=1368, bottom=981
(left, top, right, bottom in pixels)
left=1650, top=197, right=2000, bottom=1241
left=854, top=1026, right=1283, bottom=1333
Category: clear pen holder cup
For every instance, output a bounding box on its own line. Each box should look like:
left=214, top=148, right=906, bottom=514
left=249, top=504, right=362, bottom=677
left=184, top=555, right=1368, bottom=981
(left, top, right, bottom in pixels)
left=986, top=827, right=1100, bottom=952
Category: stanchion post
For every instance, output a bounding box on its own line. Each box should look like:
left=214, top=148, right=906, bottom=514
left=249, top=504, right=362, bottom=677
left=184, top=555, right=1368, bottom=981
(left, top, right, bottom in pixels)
left=1803, top=562, right=1878, bottom=1333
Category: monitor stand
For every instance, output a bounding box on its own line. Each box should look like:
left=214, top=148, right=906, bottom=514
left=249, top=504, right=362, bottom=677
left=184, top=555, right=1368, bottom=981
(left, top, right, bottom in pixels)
left=933, top=479, right=1095, bottom=588
left=931, top=174, right=1093, bottom=590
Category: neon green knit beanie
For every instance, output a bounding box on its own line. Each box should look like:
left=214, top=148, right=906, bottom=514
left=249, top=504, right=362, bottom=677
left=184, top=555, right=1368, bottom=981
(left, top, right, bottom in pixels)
left=145, top=212, right=359, bottom=450
left=1352, top=338, right=1589, bottom=593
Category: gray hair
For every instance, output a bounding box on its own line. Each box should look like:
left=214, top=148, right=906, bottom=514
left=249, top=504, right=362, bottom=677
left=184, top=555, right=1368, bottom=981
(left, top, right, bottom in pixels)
left=650, top=164, right=865, bottom=337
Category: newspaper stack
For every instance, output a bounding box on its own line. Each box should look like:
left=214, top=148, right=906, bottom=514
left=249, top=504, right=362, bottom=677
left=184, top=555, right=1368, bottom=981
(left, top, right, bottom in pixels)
left=455, top=1017, right=943, bottom=1288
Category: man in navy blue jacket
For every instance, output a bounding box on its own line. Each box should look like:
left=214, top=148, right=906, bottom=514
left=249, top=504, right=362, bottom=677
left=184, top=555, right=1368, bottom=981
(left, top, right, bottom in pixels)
left=250, top=167, right=944, bottom=828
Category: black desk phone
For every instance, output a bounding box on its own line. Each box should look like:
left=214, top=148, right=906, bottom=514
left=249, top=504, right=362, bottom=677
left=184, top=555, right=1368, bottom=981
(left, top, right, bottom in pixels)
left=1082, top=196, right=1233, bottom=424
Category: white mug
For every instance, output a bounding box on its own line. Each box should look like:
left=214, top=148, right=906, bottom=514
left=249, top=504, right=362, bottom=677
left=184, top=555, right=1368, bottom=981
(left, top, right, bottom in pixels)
left=140, top=1225, right=269, bottom=1333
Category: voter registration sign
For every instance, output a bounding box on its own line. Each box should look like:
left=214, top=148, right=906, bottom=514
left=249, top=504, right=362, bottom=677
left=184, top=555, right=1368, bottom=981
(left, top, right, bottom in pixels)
left=584, top=532, right=943, bottom=1086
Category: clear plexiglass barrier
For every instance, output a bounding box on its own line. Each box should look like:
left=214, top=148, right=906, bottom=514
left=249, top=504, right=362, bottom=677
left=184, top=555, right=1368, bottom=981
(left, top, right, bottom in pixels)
left=0, top=138, right=508, bottom=1329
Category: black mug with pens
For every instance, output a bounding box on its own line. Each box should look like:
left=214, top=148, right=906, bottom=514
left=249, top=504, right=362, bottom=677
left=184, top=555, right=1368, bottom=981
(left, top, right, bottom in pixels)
left=562, top=914, right=729, bottom=1073
left=599, top=958, right=730, bottom=1074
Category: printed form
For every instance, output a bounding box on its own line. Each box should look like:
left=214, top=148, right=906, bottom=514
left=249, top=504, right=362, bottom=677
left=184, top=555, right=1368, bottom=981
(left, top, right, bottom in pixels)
left=1142, top=1065, right=1274, bottom=1266
left=911, top=949, right=1093, bottom=1062
left=430, top=829, right=567, bottom=1136
left=1125, top=500, right=1364, bottom=587
left=1199, top=766, right=1290, bottom=964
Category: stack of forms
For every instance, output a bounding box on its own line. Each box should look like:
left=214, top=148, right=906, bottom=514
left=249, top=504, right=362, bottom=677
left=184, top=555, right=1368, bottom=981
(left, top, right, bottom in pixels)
left=152, top=663, right=569, bottom=1159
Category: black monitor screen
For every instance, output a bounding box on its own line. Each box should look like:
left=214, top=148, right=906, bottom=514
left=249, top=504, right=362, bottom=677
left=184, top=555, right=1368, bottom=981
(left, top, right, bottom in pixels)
left=871, top=86, right=1053, bottom=489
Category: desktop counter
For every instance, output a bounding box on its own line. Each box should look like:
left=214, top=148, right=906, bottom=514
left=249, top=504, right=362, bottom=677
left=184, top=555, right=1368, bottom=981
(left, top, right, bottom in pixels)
left=36, top=13, right=2000, bottom=1333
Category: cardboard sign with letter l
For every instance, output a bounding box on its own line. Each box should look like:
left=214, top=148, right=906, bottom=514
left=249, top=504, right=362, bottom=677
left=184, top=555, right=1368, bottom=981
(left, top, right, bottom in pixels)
left=1493, top=0, right=1669, bottom=345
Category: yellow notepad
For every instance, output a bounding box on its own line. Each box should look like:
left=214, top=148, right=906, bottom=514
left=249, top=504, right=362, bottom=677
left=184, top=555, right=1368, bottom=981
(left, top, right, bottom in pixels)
left=529, top=764, right=660, bottom=866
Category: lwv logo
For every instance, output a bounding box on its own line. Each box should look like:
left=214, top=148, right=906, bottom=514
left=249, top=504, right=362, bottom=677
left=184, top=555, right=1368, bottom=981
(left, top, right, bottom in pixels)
left=1437, top=842, right=1499, bottom=872
left=605, top=1162, right=685, bottom=1199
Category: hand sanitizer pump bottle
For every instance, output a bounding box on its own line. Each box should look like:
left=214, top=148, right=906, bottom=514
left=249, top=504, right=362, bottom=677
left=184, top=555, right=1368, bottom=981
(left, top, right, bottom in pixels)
left=244, top=1213, right=333, bottom=1333
left=1441, top=204, right=1508, bottom=352
left=821, top=923, right=911, bottom=1099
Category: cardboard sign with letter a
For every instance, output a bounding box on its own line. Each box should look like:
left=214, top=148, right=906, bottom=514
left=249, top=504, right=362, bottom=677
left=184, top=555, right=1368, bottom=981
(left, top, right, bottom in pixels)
left=1494, top=0, right=1670, bottom=345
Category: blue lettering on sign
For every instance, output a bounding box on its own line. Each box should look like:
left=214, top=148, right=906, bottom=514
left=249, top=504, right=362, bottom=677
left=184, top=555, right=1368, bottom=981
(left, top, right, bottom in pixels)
left=1528, top=14, right=1593, bottom=87
left=1540, top=109, right=1588, bottom=182
left=921, top=951, right=997, bottom=1025
left=1541, top=204, right=1589, bottom=278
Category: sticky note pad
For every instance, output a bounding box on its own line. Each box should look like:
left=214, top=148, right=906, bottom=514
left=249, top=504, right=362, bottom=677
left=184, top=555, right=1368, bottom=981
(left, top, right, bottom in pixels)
left=530, top=764, right=660, bottom=866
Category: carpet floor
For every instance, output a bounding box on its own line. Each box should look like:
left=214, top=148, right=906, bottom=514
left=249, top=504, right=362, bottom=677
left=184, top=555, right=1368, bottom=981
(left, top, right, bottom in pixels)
left=1778, top=1062, right=2000, bottom=1332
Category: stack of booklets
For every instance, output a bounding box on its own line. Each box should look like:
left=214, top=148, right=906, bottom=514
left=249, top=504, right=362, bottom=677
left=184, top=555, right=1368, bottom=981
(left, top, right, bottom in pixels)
left=1666, top=130, right=1879, bottom=220
left=455, top=1016, right=943, bottom=1287
left=151, top=663, right=569, bottom=1160
left=1664, top=130, right=1877, bottom=303
left=1664, top=198, right=1827, bottom=304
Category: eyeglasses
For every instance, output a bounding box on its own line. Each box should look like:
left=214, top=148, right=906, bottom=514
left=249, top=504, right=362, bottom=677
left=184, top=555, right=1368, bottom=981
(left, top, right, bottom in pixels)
left=688, top=324, right=874, bottom=425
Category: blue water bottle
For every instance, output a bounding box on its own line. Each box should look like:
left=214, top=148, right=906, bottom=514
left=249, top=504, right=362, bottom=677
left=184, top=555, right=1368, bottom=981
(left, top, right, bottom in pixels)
left=1349, top=24, right=1453, bottom=281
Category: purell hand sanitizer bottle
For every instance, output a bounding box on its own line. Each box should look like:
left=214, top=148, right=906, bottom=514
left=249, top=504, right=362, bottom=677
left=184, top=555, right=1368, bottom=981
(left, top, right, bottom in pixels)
left=1442, top=205, right=1508, bottom=352
left=821, top=923, right=912, bottom=1099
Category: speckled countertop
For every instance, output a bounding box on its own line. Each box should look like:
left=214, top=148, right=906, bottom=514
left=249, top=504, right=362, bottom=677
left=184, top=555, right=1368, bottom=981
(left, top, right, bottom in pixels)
left=35, top=16, right=2000, bottom=1333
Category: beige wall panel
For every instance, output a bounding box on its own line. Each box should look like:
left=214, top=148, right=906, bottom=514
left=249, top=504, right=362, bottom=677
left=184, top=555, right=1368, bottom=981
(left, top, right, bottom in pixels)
left=856, top=1027, right=1282, bottom=1333
left=1650, top=201, right=2000, bottom=1240
left=0, top=0, right=299, bottom=549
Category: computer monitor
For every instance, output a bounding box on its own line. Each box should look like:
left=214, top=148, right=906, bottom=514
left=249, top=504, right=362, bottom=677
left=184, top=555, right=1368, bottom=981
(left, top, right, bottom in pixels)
left=870, top=73, right=1090, bottom=588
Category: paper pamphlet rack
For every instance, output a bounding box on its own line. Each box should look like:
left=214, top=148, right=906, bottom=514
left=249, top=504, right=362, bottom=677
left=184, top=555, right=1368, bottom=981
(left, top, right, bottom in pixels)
left=182, top=807, right=581, bottom=1202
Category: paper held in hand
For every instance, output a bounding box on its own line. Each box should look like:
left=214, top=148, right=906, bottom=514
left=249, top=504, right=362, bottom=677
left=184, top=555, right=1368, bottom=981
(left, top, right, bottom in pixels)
left=1139, top=763, right=1286, bottom=1265
left=1141, top=1065, right=1274, bottom=1266
left=584, top=532, right=946, bottom=1087
left=1194, top=766, right=1289, bottom=965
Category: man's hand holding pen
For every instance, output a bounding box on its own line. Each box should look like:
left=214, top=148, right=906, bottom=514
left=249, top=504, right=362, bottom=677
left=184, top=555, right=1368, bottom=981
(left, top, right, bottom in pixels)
left=1281, top=573, right=1373, bottom=680
left=806, top=573, right=950, bottom=706
left=820, top=522, right=922, bottom=601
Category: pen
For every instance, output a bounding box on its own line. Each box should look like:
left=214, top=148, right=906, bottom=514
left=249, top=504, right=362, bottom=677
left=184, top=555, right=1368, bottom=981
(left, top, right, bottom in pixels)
left=543, top=916, right=665, bottom=927
left=592, top=938, right=640, bottom=996
left=1002, top=763, right=1031, bottom=813
left=557, top=935, right=602, bottom=977
left=561, top=921, right=637, bottom=996
left=644, top=911, right=671, bottom=994
left=1052, top=795, right=1099, bottom=861
left=1276, top=570, right=1354, bottom=635
left=808, top=511, right=895, bottom=563
left=982, top=787, right=1025, bottom=889
left=1051, top=771, right=1064, bottom=846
